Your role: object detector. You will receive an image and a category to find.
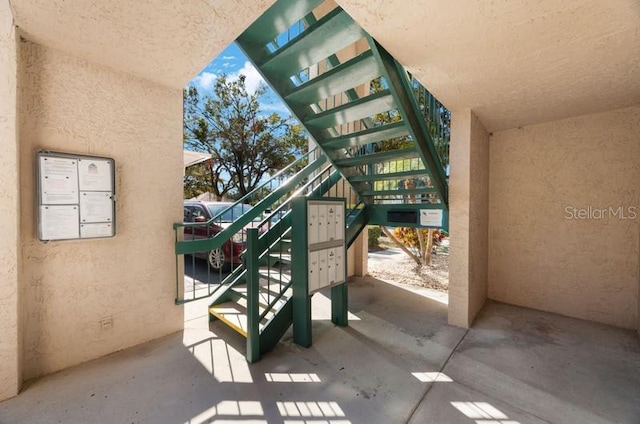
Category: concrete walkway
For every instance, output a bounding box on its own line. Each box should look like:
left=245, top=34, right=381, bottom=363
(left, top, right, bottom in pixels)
left=1, top=277, right=639, bottom=423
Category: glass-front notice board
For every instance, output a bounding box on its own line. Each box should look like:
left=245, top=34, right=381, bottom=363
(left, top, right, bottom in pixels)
left=36, top=150, right=116, bottom=241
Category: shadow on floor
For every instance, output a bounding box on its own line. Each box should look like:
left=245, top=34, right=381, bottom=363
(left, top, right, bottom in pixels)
left=1, top=277, right=638, bottom=424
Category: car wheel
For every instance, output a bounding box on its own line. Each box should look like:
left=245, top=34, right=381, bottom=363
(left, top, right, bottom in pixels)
left=208, top=248, right=228, bottom=271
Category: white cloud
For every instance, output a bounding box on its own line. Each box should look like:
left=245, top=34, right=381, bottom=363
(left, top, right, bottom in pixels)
left=191, top=71, right=217, bottom=91
left=229, top=61, right=265, bottom=95
left=260, top=102, right=291, bottom=116
left=222, top=62, right=236, bottom=68
left=222, top=55, right=236, bottom=60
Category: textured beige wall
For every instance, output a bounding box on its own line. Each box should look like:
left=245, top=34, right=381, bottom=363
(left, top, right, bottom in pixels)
left=0, top=0, right=21, bottom=400
left=19, top=41, right=184, bottom=380
left=449, top=109, right=490, bottom=327
left=489, top=105, right=640, bottom=329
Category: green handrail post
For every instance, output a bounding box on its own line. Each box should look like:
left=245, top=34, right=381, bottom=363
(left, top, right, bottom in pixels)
left=291, top=196, right=312, bottom=347
left=246, top=228, right=260, bottom=362
left=331, top=283, right=348, bottom=327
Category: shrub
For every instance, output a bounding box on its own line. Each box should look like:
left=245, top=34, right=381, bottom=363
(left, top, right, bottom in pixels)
left=368, top=226, right=382, bottom=246
left=393, top=227, right=446, bottom=248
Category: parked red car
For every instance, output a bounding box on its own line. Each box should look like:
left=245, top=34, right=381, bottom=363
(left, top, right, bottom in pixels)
left=183, top=201, right=259, bottom=271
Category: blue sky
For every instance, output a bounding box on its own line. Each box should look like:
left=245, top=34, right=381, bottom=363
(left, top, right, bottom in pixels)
left=188, top=43, right=291, bottom=117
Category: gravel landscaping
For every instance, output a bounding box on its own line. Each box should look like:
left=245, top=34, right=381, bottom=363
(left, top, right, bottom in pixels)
left=367, top=239, right=449, bottom=292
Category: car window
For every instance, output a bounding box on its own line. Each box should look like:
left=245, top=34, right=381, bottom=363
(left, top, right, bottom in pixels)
left=184, top=205, right=207, bottom=222
left=207, top=203, right=257, bottom=223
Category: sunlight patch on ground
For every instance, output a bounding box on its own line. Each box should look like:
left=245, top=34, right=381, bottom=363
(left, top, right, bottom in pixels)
left=311, top=292, right=361, bottom=321
left=265, top=373, right=321, bottom=382
left=277, top=401, right=345, bottom=418
left=186, top=337, right=253, bottom=383
left=185, top=400, right=266, bottom=424
left=412, top=372, right=453, bottom=382
left=451, top=401, right=521, bottom=424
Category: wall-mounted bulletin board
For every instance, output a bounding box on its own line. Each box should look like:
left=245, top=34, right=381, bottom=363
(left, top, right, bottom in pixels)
left=36, top=150, right=116, bottom=242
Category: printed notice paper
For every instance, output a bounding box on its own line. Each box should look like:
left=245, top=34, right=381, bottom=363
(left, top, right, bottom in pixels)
left=39, top=156, right=79, bottom=204
left=37, top=151, right=115, bottom=241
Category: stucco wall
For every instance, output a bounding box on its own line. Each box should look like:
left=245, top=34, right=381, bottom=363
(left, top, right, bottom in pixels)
left=0, top=0, right=21, bottom=400
left=489, top=105, right=640, bottom=329
left=449, top=109, right=490, bottom=327
left=18, top=41, right=184, bottom=379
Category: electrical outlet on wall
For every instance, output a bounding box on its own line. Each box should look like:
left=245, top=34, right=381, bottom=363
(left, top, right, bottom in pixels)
left=100, top=315, right=113, bottom=330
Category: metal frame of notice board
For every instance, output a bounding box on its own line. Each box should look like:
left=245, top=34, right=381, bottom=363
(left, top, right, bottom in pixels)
left=36, top=150, right=116, bottom=242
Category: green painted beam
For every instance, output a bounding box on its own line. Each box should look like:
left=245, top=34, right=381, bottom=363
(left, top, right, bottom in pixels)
left=334, top=147, right=417, bottom=167
left=367, top=203, right=447, bottom=229
left=368, top=38, right=449, bottom=208
left=261, top=8, right=364, bottom=78
left=347, top=169, right=428, bottom=183
left=304, top=90, right=394, bottom=129
left=284, top=51, right=382, bottom=106
left=345, top=206, right=368, bottom=248
left=321, top=121, right=409, bottom=150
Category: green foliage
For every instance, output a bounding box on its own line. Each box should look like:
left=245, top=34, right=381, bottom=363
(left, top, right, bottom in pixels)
left=393, top=227, right=445, bottom=249
left=183, top=74, right=307, bottom=198
left=368, top=226, right=382, bottom=247
left=370, top=77, right=413, bottom=152
left=369, top=76, right=451, bottom=167
left=183, top=161, right=210, bottom=199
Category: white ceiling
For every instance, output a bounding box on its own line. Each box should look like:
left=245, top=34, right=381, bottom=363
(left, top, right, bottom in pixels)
left=10, top=0, right=277, bottom=89
left=9, top=0, right=640, bottom=131
left=339, top=0, right=640, bottom=131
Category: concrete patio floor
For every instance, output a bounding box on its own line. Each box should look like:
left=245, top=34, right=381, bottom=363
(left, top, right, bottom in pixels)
left=1, top=276, right=639, bottom=424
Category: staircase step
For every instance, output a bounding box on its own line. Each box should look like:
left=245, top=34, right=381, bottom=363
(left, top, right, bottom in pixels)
left=236, top=0, right=325, bottom=49
left=334, top=147, right=418, bottom=167
left=321, top=121, right=409, bottom=150
left=255, top=269, right=292, bottom=288
left=360, top=187, right=437, bottom=197
left=348, top=169, right=428, bottom=183
left=267, top=252, right=292, bottom=265
left=284, top=51, right=382, bottom=106
left=276, top=238, right=292, bottom=250
left=209, top=302, right=251, bottom=336
left=209, top=283, right=293, bottom=337
left=305, top=90, right=395, bottom=129
left=260, top=9, right=364, bottom=78
left=231, top=283, right=291, bottom=306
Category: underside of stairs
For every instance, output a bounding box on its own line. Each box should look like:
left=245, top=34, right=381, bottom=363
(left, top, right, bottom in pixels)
left=236, top=0, right=449, bottom=210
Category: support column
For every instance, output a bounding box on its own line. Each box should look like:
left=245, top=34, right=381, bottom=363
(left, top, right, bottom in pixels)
left=351, top=230, right=368, bottom=277
left=448, top=109, right=490, bottom=328
left=0, top=0, right=21, bottom=400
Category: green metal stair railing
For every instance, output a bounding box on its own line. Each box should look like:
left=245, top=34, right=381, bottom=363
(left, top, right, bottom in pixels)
left=191, top=159, right=363, bottom=361
left=175, top=148, right=326, bottom=304
left=175, top=143, right=364, bottom=307
left=242, top=164, right=363, bottom=360
left=236, top=0, right=449, bottom=215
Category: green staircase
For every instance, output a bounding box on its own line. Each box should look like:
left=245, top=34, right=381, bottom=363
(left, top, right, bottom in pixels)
left=236, top=0, right=449, bottom=212
left=175, top=150, right=367, bottom=361
left=174, top=0, right=449, bottom=362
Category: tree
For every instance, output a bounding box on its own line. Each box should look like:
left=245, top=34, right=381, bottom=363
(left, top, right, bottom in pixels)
left=183, top=74, right=307, bottom=200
